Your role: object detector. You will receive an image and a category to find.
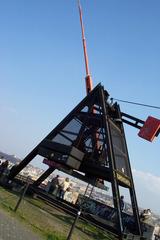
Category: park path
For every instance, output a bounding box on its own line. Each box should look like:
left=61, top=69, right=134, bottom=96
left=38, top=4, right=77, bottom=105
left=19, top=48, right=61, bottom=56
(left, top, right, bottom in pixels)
left=0, top=208, right=42, bottom=240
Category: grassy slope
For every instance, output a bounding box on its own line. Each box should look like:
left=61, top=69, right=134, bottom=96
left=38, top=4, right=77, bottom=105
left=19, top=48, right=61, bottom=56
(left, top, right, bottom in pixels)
left=0, top=187, right=117, bottom=240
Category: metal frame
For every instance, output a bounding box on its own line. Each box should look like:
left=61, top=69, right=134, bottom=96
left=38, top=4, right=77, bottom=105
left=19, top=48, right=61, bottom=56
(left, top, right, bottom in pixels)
left=9, top=84, right=142, bottom=238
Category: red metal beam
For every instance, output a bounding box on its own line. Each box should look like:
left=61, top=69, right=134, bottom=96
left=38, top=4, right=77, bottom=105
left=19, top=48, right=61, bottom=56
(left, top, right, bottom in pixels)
left=78, top=0, right=93, bottom=94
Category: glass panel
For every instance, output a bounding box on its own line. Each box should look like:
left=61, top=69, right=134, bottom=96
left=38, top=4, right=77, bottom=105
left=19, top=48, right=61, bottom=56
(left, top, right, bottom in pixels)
left=109, top=120, right=130, bottom=177
left=63, top=118, right=82, bottom=134
left=53, top=134, right=72, bottom=146
left=61, top=131, right=77, bottom=142
left=52, top=118, right=83, bottom=146
left=81, top=106, right=89, bottom=112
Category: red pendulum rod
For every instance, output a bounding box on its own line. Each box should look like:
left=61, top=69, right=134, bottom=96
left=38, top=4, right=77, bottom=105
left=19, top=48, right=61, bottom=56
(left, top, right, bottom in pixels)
left=78, top=0, right=99, bottom=150
left=78, top=0, right=93, bottom=94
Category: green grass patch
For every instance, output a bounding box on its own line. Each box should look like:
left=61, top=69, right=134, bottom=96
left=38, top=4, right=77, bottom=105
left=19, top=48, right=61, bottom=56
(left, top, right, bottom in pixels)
left=0, top=186, right=117, bottom=240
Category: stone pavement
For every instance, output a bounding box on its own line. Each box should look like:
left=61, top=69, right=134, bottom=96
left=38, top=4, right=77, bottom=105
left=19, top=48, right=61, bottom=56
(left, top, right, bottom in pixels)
left=0, top=209, right=42, bottom=240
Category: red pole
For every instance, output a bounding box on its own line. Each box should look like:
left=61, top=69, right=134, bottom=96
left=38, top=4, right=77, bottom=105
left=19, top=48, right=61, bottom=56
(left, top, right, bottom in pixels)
left=78, top=0, right=99, bottom=149
left=78, top=0, right=93, bottom=94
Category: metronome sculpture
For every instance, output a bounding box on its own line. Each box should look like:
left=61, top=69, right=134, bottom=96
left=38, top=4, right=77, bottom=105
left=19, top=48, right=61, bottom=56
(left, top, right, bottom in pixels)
left=9, top=83, right=142, bottom=237
left=9, top=1, right=160, bottom=239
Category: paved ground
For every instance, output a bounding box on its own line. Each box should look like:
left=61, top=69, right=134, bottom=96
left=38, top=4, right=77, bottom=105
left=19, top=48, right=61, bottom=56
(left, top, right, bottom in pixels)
left=0, top=209, right=42, bottom=240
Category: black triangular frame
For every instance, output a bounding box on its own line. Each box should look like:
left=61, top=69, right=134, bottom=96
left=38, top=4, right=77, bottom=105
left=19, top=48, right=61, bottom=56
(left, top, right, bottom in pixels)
left=9, top=84, right=142, bottom=238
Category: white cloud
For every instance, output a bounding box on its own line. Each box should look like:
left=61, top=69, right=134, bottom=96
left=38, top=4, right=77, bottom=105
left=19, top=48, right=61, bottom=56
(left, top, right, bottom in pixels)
left=132, top=169, right=160, bottom=214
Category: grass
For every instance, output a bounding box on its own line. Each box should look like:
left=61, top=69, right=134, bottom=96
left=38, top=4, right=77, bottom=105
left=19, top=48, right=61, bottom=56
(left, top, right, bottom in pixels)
left=0, top=186, right=117, bottom=240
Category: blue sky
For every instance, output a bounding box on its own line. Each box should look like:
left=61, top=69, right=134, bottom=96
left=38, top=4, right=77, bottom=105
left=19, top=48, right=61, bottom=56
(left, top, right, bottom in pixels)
left=0, top=0, right=160, bottom=213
